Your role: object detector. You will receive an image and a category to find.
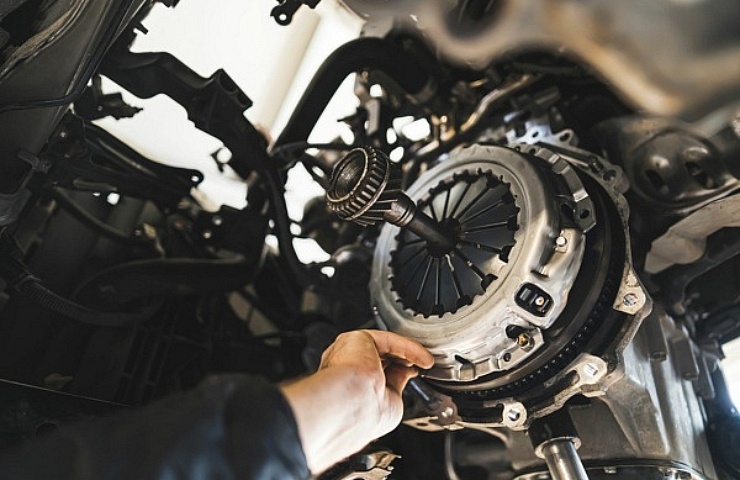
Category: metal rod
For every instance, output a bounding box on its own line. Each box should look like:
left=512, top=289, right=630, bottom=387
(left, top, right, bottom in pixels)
left=539, top=438, right=589, bottom=480
left=385, top=194, right=456, bottom=252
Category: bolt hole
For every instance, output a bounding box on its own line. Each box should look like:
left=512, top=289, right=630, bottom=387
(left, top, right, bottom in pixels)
left=579, top=209, right=590, bottom=219
left=685, top=161, right=716, bottom=189
left=645, top=169, right=670, bottom=195
left=560, top=204, right=575, bottom=222
left=506, top=325, right=526, bottom=338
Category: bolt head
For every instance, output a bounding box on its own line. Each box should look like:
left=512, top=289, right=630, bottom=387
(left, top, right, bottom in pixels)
left=583, top=363, right=599, bottom=378
left=623, top=292, right=639, bottom=307
left=507, top=408, right=521, bottom=422
left=517, top=333, right=532, bottom=348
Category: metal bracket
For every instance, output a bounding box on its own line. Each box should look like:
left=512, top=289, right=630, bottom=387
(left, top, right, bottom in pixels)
left=271, top=0, right=321, bottom=26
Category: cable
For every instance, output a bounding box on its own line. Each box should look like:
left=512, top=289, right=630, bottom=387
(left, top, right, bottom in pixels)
left=263, top=166, right=322, bottom=289
left=17, top=278, right=153, bottom=327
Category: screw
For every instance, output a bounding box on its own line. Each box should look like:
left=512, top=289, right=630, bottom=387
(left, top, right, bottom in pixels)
left=534, top=296, right=546, bottom=307
left=440, top=406, right=454, bottom=419
left=212, top=216, right=223, bottom=226
left=555, top=236, right=567, bottom=248
left=583, top=363, right=599, bottom=378
left=202, top=230, right=213, bottom=239
left=623, top=292, right=639, bottom=307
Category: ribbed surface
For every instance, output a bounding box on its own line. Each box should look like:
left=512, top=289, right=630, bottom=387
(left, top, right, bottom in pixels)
left=326, top=147, right=400, bottom=226
left=389, top=170, right=518, bottom=317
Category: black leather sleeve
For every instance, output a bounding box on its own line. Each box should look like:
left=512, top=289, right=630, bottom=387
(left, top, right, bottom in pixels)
left=0, top=375, right=311, bottom=480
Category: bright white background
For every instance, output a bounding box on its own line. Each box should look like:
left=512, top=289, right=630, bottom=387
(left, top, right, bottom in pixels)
left=95, top=0, right=740, bottom=407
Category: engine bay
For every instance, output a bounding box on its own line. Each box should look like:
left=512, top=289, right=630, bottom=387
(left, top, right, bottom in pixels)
left=0, top=1, right=739, bottom=479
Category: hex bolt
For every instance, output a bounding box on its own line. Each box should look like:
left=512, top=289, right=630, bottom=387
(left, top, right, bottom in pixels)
left=555, top=236, right=568, bottom=248
left=517, top=333, right=534, bottom=351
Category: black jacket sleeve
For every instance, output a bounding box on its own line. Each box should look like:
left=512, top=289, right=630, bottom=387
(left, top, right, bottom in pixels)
left=0, top=375, right=311, bottom=480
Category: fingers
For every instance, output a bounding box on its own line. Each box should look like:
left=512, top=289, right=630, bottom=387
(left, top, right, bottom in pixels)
left=364, top=330, right=435, bottom=369
left=384, top=364, right=419, bottom=397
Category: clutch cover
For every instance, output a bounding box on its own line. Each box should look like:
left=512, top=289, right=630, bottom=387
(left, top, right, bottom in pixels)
left=371, top=144, right=595, bottom=383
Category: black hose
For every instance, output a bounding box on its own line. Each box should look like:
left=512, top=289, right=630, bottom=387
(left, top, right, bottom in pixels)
left=263, top=166, right=318, bottom=288
left=275, top=37, right=433, bottom=146
left=17, top=278, right=152, bottom=327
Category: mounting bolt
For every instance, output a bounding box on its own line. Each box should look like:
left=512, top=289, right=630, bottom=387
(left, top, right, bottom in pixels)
left=555, top=236, right=567, bottom=248
left=582, top=363, right=599, bottom=378
left=623, top=292, right=639, bottom=307
left=517, top=333, right=534, bottom=350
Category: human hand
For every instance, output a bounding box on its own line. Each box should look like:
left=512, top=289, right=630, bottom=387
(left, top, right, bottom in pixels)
left=280, top=330, right=434, bottom=474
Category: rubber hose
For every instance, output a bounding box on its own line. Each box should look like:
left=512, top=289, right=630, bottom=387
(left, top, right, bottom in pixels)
left=18, top=279, right=150, bottom=327
left=275, top=37, right=432, bottom=146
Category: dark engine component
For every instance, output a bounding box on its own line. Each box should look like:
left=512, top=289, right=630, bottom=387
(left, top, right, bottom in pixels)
left=0, top=1, right=739, bottom=480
